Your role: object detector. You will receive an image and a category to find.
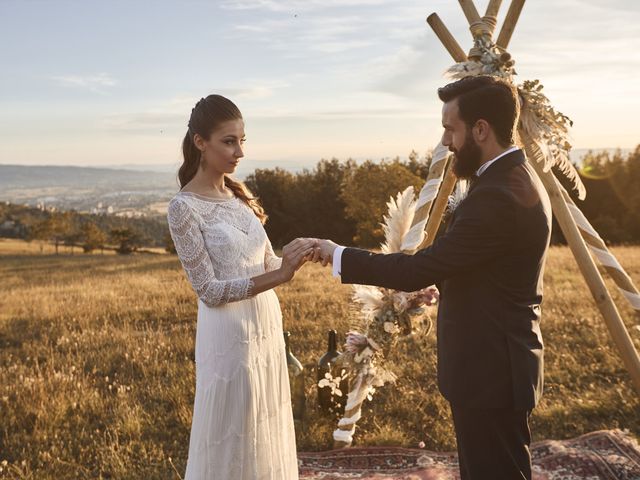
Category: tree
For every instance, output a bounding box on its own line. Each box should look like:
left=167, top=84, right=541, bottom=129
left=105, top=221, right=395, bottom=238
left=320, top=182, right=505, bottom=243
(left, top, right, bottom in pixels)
left=340, top=160, right=425, bottom=247
left=80, top=222, right=108, bottom=253
left=110, top=227, right=145, bottom=254
left=245, top=168, right=296, bottom=247
left=47, top=212, right=73, bottom=255
left=567, top=146, right=640, bottom=244
left=26, top=218, right=52, bottom=254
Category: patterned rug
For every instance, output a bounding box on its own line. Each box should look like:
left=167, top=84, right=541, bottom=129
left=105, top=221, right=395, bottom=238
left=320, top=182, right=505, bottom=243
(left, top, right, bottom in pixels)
left=298, top=429, right=640, bottom=479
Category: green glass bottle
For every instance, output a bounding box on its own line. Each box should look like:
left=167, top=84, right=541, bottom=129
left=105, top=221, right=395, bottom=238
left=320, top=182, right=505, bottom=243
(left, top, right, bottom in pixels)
left=284, top=331, right=305, bottom=422
left=317, top=329, right=348, bottom=415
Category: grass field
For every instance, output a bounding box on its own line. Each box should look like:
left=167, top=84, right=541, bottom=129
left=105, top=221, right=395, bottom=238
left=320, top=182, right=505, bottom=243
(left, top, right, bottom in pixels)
left=1, top=238, right=639, bottom=479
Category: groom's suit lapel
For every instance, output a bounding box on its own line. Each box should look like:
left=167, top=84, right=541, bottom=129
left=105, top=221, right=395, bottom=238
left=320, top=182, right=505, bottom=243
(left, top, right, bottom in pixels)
left=473, top=149, right=526, bottom=187
left=447, top=149, right=526, bottom=226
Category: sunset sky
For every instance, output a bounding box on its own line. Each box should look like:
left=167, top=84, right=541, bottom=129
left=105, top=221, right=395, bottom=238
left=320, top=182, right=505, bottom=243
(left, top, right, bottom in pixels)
left=1, top=0, right=638, bottom=171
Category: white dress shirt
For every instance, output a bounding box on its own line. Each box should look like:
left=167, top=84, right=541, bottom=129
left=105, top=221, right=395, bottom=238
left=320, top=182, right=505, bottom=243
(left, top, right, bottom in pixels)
left=331, top=146, right=521, bottom=278
left=475, top=146, right=519, bottom=176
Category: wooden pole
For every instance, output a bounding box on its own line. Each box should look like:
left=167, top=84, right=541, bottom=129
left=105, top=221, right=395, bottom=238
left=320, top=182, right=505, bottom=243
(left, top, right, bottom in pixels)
left=418, top=162, right=457, bottom=250
left=496, top=0, right=526, bottom=50
left=427, top=4, right=640, bottom=395
left=558, top=186, right=640, bottom=311
left=483, top=0, right=503, bottom=37
left=485, top=0, right=503, bottom=19
left=426, top=14, right=468, bottom=63
left=457, top=0, right=492, bottom=59
left=458, top=0, right=483, bottom=31
left=522, top=138, right=640, bottom=395
left=402, top=143, right=451, bottom=253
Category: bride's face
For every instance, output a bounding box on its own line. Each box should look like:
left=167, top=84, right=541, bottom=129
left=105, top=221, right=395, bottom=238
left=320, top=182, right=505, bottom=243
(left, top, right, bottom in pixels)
left=199, top=118, right=246, bottom=175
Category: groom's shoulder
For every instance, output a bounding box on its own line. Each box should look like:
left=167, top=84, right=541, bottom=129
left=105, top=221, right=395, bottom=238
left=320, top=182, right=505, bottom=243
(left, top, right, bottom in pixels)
left=460, top=181, right=513, bottom=211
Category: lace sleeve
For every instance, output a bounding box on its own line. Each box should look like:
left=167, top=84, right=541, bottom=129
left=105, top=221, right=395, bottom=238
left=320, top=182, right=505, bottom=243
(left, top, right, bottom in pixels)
left=167, top=197, right=254, bottom=307
left=264, top=235, right=283, bottom=272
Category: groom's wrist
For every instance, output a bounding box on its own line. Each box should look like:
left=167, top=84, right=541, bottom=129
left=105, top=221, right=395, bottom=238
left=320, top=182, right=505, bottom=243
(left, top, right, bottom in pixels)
left=332, top=246, right=346, bottom=277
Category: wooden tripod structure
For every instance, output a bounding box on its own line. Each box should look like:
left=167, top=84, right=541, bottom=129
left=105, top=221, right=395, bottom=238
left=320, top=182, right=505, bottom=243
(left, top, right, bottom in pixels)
left=331, top=0, right=639, bottom=450
left=422, top=0, right=640, bottom=395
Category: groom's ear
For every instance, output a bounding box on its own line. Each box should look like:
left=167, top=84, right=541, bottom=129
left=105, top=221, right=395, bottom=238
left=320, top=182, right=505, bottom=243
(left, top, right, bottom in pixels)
left=472, top=119, right=491, bottom=143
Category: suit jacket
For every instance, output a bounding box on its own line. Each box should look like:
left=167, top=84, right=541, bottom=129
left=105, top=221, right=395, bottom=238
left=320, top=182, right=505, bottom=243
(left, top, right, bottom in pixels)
left=341, top=149, right=552, bottom=409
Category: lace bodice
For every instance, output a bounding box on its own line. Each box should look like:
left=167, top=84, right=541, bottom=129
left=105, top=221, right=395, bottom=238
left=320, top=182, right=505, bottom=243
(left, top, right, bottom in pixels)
left=167, top=191, right=282, bottom=307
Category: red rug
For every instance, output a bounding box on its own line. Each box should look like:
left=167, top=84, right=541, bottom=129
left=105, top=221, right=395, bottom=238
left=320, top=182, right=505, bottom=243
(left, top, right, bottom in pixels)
left=298, top=429, right=640, bottom=479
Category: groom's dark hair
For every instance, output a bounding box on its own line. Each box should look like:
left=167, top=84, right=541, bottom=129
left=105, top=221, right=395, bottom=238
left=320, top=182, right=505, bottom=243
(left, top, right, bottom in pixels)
left=438, top=76, right=519, bottom=147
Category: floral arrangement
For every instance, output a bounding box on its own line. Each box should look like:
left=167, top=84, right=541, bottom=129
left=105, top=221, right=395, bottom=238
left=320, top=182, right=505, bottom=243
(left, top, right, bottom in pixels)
left=445, top=35, right=585, bottom=201
left=322, top=13, right=591, bottom=447
left=318, top=186, right=440, bottom=447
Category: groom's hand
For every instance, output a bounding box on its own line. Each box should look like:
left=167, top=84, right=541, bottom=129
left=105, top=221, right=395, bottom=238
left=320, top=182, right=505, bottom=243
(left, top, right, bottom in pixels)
left=310, top=239, right=338, bottom=267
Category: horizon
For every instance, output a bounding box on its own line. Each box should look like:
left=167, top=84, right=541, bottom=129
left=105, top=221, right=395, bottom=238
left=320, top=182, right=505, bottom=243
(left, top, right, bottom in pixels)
left=1, top=0, right=639, bottom=168
left=0, top=147, right=634, bottom=176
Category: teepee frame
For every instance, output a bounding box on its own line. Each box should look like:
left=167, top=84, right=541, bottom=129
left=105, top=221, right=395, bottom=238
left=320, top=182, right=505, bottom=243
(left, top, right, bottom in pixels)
left=420, top=0, right=640, bottom=395
left=330, top=0, right=639, bottom=450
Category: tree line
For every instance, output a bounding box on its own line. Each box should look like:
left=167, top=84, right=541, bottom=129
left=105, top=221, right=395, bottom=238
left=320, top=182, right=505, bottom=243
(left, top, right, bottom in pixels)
left=2, top=146, right=638, bottom=254
left=0, top=203, right=170, bottom=254
left=247, top=146, right=640, bottom=248
left=561, top=146, right=640, bottom=243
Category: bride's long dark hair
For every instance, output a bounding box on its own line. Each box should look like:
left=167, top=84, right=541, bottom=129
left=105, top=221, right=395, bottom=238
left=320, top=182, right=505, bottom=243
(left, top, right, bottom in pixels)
left=179, top=94, right=268, bottom=224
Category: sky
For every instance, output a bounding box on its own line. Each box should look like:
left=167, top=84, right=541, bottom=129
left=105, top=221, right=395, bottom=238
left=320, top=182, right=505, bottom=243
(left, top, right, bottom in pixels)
left=1, top=0, right=639, bottom=172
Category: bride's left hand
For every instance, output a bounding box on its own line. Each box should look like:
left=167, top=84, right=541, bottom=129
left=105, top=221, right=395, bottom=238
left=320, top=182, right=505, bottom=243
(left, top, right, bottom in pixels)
left=279, top=238, right=317, bottom=281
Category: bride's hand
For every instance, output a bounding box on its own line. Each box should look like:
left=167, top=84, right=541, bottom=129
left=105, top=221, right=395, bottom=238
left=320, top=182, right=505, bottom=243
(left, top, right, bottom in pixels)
left=279, top=238, right=317, bottom=282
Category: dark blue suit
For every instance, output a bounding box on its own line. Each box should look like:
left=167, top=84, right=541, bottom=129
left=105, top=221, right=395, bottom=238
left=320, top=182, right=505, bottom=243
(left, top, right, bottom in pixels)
left=340, top=149, right=552, bottom=479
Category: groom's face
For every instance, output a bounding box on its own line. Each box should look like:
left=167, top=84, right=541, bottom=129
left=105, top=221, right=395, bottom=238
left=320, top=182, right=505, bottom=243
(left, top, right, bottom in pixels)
left=441, top=99, right=483, bottom=179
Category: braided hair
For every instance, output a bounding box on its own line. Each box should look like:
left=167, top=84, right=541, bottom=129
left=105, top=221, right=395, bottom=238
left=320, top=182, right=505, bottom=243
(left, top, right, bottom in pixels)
left=179, top=95, right=267, bottom=224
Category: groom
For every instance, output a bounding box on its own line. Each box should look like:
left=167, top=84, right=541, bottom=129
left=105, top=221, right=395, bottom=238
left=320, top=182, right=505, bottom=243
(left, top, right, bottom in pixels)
left=308, top=76, right=552, bottom=480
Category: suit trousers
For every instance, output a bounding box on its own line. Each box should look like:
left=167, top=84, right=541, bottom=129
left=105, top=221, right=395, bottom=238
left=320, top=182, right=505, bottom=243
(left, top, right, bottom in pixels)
left=450, top=403, right=533, bottom=480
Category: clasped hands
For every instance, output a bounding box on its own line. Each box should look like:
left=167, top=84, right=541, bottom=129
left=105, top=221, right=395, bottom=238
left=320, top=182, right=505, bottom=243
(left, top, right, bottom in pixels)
left=280, top=238, right=339, bottom=281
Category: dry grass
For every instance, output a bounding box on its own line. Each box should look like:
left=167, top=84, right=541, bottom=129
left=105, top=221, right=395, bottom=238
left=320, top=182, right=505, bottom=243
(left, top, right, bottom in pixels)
left=1, top=239, right=639, bottom=479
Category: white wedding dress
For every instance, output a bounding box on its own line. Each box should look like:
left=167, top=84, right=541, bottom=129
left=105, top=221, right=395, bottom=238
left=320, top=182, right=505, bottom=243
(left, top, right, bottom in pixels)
left=166, top=190, right=299, bottom=480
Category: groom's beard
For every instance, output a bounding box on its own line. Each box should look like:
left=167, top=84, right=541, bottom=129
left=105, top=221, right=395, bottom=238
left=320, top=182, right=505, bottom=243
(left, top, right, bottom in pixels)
left=451, top=133, right=483, bottom=179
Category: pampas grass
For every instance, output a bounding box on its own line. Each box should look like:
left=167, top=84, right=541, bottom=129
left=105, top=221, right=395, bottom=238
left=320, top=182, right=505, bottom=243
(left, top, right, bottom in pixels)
left=380, top=187, right=417, bottom=255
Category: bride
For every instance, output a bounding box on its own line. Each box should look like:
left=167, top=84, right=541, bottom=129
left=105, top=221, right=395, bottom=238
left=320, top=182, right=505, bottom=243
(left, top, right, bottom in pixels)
left=166, top=94, right=313, bottom=479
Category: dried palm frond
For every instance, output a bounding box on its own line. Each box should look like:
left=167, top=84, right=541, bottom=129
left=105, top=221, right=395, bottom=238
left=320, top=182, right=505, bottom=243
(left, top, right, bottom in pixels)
left=352, top=284, right=384, bottom=319
left=519, top=80, right=586, bottom=199
left=380, top=186, right=417, bottom=254
left=443, top=38, right=585, bottom=200
left=447, top=178, right=469, bottom=215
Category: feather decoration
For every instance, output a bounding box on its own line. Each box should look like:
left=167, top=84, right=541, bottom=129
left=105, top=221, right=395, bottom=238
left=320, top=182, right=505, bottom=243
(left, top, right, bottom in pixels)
left=521, top=133, right=588, bottom=203
left=446, top=61, right=485, bottom=80
left=352, top=284, right=385, bottom=320
left=445, top=54, right=586, bottom=201
left=518, top=80, right=586, bottom=200
left=380, top=186, right=417, bottom=254
left=447, top=178, right=469, bottom=215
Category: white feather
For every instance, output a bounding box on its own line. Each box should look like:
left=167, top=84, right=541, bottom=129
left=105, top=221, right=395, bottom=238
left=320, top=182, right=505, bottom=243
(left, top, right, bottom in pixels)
left=352, top=284, right=384, bottom=318
left=380, top=186, right=417, bottom=254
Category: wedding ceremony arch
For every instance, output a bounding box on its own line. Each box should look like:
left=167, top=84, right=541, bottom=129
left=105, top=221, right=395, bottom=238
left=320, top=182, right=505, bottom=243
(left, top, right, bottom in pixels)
left=325, top=0, right=640, bottom=449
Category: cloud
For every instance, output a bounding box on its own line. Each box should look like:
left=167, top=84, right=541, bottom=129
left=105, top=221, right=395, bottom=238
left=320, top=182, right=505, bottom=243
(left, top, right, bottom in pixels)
left=221, top=0, right=390, bottom=12
left=575, top=0, right=637, bottom=11
left=102, top=82, right=291, bottom=134
left=250, top=107, right=438, bottom=120
left=227, top=15, right=374, bottom=54
left=220, top=82, right=290, bottom=100
left=50, top=73, right=117, bottom=93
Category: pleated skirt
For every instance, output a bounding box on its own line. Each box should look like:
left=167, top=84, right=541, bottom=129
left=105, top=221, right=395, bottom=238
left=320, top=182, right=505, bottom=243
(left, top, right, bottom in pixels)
left=184, top=289, right=299, bottom=480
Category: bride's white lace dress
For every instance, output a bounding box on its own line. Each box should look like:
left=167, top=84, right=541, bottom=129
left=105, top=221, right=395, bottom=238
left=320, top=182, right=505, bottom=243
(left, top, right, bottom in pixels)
left=166, top=190, right=299, bottom=480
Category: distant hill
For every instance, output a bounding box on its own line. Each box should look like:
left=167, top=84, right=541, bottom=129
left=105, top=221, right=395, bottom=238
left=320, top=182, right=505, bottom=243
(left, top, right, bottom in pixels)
left=0, top=164, right=176, bottom=190
left=0, top=148, right=629, bottom=215
left=0, top=164, right=178, bottom=215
